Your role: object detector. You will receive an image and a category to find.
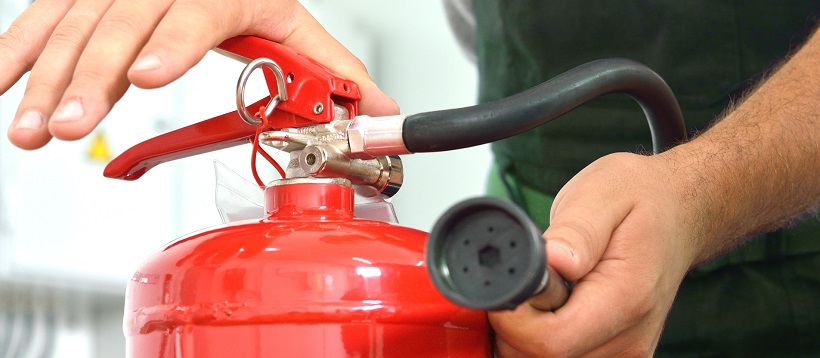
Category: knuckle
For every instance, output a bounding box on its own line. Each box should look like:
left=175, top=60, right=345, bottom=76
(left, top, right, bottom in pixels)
left=71, top=67, right=129, bottom=106
left=72, top=66, right=107, bottom=84
left=195, top=1, right=236, bottom=28
left=24, top=80, right=61, bottom=97
left=0, top=23, right=26, bottom=49
left=0, top=24, right=30, bottom=65
left=562, top=216, right=600, bottom=259
left=168, top=1, right=237, bottom=38
left=49, top=21, right=89, bottom=48
left=96, top=13, right=143, bottom=36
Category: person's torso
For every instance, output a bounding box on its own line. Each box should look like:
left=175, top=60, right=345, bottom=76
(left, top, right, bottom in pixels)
left=473, top=0, right=820, bottom=194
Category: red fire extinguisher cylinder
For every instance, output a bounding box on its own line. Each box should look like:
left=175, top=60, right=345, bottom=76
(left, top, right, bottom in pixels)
left=124, top=180, right=491, bottom=357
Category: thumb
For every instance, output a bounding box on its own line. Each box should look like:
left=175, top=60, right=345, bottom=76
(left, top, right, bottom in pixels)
left=544, top=181, right=633, bottom=281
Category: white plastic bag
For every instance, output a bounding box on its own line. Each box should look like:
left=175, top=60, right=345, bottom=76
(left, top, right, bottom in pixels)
left=214, top=161, right=265, bottom=224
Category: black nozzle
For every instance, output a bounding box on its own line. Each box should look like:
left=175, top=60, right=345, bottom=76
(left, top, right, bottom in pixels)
left=427, top=197, right=547, bottom=310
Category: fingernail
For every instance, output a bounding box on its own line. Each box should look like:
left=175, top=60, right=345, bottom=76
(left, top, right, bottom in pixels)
left=550, top=241, right=576, bottom=261
left=15, top=110, right=44, bottom=129
left=51, top=100, right=84, bottom=123
left=131, top=54, right=162, bottom=72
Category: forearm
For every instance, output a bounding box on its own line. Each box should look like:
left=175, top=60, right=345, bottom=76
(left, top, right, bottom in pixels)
left=663, top=26, right=820, bottom=265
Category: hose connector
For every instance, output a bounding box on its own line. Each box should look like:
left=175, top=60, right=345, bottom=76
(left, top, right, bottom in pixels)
left=347, top=115, right=410, bottom=160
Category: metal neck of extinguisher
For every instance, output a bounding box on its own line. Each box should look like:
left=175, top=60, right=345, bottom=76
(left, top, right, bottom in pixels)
left=265, top=178, right=355, bottom=220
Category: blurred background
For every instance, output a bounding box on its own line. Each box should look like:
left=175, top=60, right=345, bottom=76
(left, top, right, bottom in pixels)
left=0, top=0, right=488, bottom=356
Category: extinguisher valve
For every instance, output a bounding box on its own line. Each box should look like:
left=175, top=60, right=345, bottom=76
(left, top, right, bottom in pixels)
left=259, top=116, right=403, bottom=196
left=299, top=144, right=403, bottom=197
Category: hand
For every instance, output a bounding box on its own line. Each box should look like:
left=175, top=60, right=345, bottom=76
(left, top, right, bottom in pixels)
left=490, top=152, right=701, bottom=357
left=1, top=0, right=398, bottom=150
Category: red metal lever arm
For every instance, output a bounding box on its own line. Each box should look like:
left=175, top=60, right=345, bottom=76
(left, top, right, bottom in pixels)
left=103, top=97, right=270, bottom=180
left=103, top=36, right=361, bottom=181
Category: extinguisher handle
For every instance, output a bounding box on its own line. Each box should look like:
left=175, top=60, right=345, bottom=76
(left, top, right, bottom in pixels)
left=103, top=97, right=268, bottom=180
left=104, top=36, right=361, bottom=181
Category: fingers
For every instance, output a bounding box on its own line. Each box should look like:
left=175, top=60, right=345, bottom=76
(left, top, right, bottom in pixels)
left=0, top=0, right=74, bottom=95
left=3, top=0, right=78, bottom=149
left=126, top=0, right=397, bottom=115
left=490, top=154, right=641, bottom=356
left=128, top=0, right=254, bottom=89
left=491, top=154, right=680, bottom=357
left=489, top=259, right=650, bottom=356
left=128, top=0, right=398, bottom=115
left=8, top=0, right=116, bottom=149
left=7, top=0, right=396, bottom=151
left=47, top=0, right=174, bottom=141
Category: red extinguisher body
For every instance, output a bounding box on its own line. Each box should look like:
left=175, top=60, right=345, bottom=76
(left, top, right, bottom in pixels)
left=124, top=181, right=491, bottom=357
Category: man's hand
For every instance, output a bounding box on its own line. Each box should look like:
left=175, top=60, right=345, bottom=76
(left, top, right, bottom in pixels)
left=490, top=25, right=819, bottom=357
left=490, top=153, right=699, bottom=357
left=1, top=0, right=398, bottom=150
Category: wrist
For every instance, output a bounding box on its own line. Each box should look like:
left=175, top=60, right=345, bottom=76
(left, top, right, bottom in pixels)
left=647, top=150, right=715, bottom=268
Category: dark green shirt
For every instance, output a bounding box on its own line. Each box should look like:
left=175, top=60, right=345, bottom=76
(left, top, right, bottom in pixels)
left=473, top=1, right=820, bottom=355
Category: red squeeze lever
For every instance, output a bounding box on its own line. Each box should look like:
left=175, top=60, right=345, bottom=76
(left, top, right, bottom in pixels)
left=103, top=35, right=361, bottom=180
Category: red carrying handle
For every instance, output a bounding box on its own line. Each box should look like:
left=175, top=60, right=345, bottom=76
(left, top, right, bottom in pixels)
left=104, top=36, right=361, bottom=181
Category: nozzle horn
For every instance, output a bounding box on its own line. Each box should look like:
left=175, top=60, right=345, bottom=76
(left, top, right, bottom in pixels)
left=427, top=197, right=569, bottom=311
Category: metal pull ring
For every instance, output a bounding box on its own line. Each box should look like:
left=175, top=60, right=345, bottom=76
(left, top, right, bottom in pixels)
left=236, top=57, right=289, bottom=125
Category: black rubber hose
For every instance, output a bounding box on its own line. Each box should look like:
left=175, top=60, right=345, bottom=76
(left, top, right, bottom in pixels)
left=402, top=58, right=687, bottom=154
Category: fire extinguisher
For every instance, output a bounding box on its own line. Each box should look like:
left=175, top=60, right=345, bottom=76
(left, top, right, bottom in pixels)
left=104, top=36, right=686, bottom=357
